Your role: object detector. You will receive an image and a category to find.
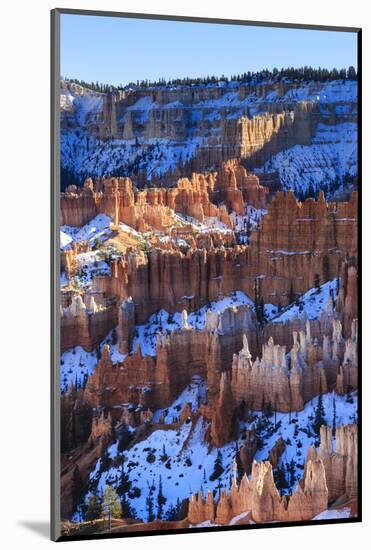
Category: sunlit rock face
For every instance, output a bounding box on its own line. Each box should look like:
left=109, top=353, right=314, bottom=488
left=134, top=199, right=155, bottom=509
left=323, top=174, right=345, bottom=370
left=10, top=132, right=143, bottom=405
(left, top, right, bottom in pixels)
left=59, top=76, right=358, bottom=532
left=60, top=79, right=357, bottom=195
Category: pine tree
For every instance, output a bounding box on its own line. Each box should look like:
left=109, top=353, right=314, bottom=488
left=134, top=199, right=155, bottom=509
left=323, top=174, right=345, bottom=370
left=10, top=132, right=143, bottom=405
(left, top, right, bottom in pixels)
left=254, top=277, right=265, bottom=325
left=314, top=273, right=321, bottom=294
left=157, top=476, right=167, bottom=519
left=347, top=66, right=357, bottom=79
left=203, top=468, right=207, bottom=484
left=332, top=396, right=337, bottom=436
left=160, top=443, right=168, bottom=462
left=288, top=459, right=296, bottom=486
left=336, top=274, right=340, bottom=295
left=313, top=388, right=326, bottom=440
left=111, top=327, right=118, bottom=345
left=263, top=400, right=273, bottom=418
left=288, top=281, right=296, bottom=304
left=116, top=460, right=131, bottom=497
left=121, top=492, right=133, bottom=519
left=146, top=481, right=155, bottom=522
left=85, top=493, right=102, bottom=523
left=102, top=485, right=121, bottom=531
left=165, top=503, right=178, bottom=521
left=273, top=465, right=288, bottom=491
left=346, top=387, right=354, bottom=404
left=323, top=255, right=330, bottom=282
left=72, top=465, right=85, bottom=511
left=209, top=450, right=224, bottom=481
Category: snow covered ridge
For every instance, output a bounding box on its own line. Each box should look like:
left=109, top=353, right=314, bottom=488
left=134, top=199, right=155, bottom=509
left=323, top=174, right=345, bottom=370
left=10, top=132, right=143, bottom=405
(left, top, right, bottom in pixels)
left=255, top=122, right=357, bottom=197
left=133, top=277, right=338, bottom=359
left=60, top=80, right=103, bottom=122
left=132, top=291, right=254, bottom=357
left=60, top=291, right=255, bottom=391
left=60, top=329, right=125, bottom=392
left=271, top=279, right=337, bottom=323
left=61, top=76, right=357, bottom=95
left=60, top=214, right=113, bottom=250
left=81, top=390, right=357, bottom=522
left=60, top=132, right=204, bottom=181
left=61, top=79, right=357, bottom=119
left=60, top=79, right=357, bottom=185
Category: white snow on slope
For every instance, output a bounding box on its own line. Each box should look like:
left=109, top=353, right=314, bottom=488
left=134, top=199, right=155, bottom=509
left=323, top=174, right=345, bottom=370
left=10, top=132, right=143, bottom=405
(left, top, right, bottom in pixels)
left=271, top=278, right=337, bottom=323
left=73, top=94, right=103, bottom=126
left=60, top=214, right=113, bottom=250
left=88, top=414, right=235, bottom=522
left=132, top=291, right=254, bottom=357
left=85, top=391, right=357, bottom=522
left=60, top=329, right=126, bottom=392
left=313, top=508, right=351, bottom=520
left=60, top=346, right=98, bottom=392
left=252, top=392, right=358, bottom=495
left=61, top=132, right=203, bottom=181
left=255, top=123, right=357, bottom=197
left=153, top=376, right=207, bottom=424
left=61, top=276, right=338, bottom=391
left=228, top=511, right=251, bottom=525
left=61, top=80, right=357, bottom=183
left=282, top=80, right=357, bottom=104
left=60, top=251, right=111, bottom=290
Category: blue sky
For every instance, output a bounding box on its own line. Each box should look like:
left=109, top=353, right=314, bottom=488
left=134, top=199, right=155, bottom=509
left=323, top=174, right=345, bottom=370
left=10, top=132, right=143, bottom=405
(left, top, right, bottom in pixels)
left=61, top=14, right=358, bottom=86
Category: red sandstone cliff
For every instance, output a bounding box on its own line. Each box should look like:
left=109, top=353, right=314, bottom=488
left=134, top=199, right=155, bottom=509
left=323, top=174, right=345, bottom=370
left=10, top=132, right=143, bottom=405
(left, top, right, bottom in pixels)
left=60, top=163, right=267, bottom=230
left=188, top=456, right=328, bottom=525
left=88, top=191, right=357, bottom=329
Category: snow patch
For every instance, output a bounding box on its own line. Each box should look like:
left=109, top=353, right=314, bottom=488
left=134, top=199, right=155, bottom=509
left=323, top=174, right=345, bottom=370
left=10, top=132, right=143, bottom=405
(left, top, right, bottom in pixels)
left=272, top=279, right=337, bottom=323
left=255, top=123, right=357, bottom=197
left=313, top=507, right=351, bottom=520
left=60, top=328, right=126, bottom=392
left=132, top=291, right=254, bottom=357
left=84, top=390, right=357, bottom=522
left=60, top=214, right=113, bottom=250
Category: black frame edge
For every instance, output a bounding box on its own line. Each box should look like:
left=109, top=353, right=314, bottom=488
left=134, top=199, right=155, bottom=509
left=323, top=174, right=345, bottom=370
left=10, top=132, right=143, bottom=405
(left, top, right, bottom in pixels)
left=54, top=7, right=361, bottom=33
left=51, top=7, right=62, bottom=543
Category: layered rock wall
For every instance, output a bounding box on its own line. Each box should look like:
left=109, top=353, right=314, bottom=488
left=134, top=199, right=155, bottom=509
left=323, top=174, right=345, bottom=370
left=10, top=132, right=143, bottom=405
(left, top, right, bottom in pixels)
left=89, top=191, right=357, bottom=326
left=315, top=424, right=358, bottom=502
left=60, top=163, right=267, bottom=228
left=81, top=305, right=256, bottom=412
left=231, top=318, right=358, bottom=414
left=61, top=294, right=118, bottom=352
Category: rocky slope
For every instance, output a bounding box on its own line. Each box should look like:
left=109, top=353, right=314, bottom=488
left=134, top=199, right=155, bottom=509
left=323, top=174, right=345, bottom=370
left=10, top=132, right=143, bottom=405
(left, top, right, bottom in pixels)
left=188, top=423, right=357, bottom=525
left=59, top=75, right=359, bottom=534
left=60, top=78, right=357, bottom=197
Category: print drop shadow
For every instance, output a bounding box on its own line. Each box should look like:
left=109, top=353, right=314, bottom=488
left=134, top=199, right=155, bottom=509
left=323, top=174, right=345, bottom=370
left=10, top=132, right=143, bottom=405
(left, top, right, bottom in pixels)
left=18, top=521, right=49, bottom=539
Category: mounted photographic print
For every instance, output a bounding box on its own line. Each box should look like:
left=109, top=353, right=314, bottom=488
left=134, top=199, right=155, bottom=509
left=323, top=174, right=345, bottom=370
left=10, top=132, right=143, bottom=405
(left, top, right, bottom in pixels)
left=51, top=9, right=361, bottom=541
